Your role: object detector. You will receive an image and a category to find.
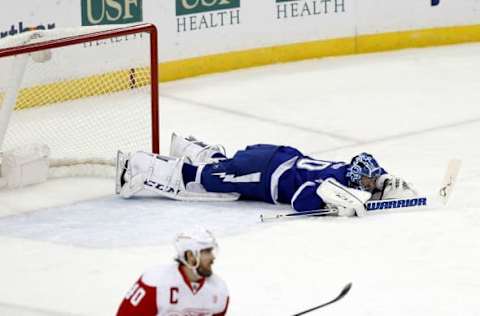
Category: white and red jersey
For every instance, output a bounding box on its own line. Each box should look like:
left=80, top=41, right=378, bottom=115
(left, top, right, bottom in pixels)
left=117, top=263, right=229, bottom=316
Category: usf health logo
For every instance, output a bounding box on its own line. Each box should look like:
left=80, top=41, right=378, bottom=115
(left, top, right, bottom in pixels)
left=81, top=0, right=143, bottom=26
left=275, top=0, right=346, bottom=20
left=176, top=0, right=240, bottom=15
left=176, top=0, right=241, bottom=32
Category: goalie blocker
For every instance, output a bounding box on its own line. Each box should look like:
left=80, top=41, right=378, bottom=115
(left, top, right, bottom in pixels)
left=316, top=178, right=371, bottom=217
left=307, top=177, right=420, bottom=217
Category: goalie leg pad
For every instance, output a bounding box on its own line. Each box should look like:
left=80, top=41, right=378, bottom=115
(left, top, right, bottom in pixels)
left=120, top=173, right=146, bottom=198
left=169, top=132, right=226, bottom=165
left=1, top=144, right=50, bottom=189
left=117, top=151, right=186, bottom=198
left=145, top=155, right=186, bottom=194
left=316, top=178, right=372, bottom=217
left=144, top=157, right=241, bottom=201
left=118, top=151, right=241, bottom=201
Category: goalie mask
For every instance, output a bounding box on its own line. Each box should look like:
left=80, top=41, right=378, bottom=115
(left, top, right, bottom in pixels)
left=346, top=153, right=385, bottom=192
left=174, top=228, right=218, bottom=274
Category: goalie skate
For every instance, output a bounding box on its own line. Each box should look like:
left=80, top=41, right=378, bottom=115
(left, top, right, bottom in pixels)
left=115, top=150, right=128, bottom=194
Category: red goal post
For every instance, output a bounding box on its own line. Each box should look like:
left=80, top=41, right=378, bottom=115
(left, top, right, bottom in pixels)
left=0, top=23, right=159, bottom=168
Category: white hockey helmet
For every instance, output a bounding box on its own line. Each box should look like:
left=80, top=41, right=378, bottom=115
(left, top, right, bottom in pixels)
left=174, top=228, right=218, bottom=269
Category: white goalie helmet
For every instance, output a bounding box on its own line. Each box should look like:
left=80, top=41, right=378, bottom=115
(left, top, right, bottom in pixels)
left=174, top=228, right=218, bottom=269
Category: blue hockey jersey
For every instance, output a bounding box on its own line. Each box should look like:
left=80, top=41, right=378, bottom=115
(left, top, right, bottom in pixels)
left=199, top=144, right=360, bottom=212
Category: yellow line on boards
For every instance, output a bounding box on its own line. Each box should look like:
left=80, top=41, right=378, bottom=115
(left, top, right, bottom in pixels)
left=8, top=23, right=480, bottom=110
left=161, top=24, right=480, bottom=82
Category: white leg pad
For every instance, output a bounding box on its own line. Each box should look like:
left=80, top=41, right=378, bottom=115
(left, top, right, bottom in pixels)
left=120, top=173, right=146, bottom=198
left=118, top=151, right=184, bottom=198
left=118, top=150, right=240, bottom=201
left=169, top=132, right=225, bottom=165
left=145, top=155, right=186, bottom=192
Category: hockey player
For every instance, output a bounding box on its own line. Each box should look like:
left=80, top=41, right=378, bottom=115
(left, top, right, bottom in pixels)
left=116, top=228, right=229, bottom=316
left=116, top=133, right=417, bottom=217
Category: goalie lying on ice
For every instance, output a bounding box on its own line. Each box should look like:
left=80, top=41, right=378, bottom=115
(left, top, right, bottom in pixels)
left=116, top=133, right=418, bottom=217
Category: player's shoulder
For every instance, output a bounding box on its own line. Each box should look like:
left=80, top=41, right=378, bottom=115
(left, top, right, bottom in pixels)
left=141, top=263, right=179, bottom=286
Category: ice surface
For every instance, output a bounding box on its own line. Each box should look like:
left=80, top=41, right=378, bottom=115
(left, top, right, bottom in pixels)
left=1, top=43, right=480, bottom=315
left=0, top=196, right=279, bottom=248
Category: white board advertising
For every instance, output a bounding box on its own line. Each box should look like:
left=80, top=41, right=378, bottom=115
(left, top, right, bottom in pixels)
left=0, top=0, right=479, bottom=63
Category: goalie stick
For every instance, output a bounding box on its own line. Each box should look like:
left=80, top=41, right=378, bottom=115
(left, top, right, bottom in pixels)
left=439, top=159, right=461, bottom=205
left=260, top=196, right=429, bottom=222
left=260, top=208, right=336, bottom=222
left=292, top=282, right=352, bottom=316
left=261, top=159, right=461, bottom=222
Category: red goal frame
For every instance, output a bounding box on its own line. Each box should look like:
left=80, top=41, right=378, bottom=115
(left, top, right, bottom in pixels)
left=0, top=23, right=160, bottom=153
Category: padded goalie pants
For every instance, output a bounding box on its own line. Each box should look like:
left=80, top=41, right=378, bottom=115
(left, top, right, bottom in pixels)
left=200, top=144, right=303, bottom=203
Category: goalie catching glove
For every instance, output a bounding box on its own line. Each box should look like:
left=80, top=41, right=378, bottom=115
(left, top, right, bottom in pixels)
left=375, top=174, right=418, bottom=200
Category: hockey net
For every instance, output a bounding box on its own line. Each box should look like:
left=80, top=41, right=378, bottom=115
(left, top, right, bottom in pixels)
left=0, top=24, right=159, bottom=180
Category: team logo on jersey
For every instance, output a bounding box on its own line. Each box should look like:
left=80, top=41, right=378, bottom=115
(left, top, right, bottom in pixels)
left=212, top=172, right=261, bottom=183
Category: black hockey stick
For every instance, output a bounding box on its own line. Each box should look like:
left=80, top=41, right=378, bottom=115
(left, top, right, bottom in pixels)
left=292, top=282, right=352, bottom=316
left=260, top=208, right=335, bottom=222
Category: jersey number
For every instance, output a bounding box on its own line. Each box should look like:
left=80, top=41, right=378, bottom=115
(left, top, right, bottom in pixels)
left=296, top=158, right=331, bottom=171
left=125, top=282, right=146, bottom=306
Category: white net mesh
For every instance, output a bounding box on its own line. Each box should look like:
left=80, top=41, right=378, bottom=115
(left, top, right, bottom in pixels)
left=0, top=25, right=157, bottom=163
